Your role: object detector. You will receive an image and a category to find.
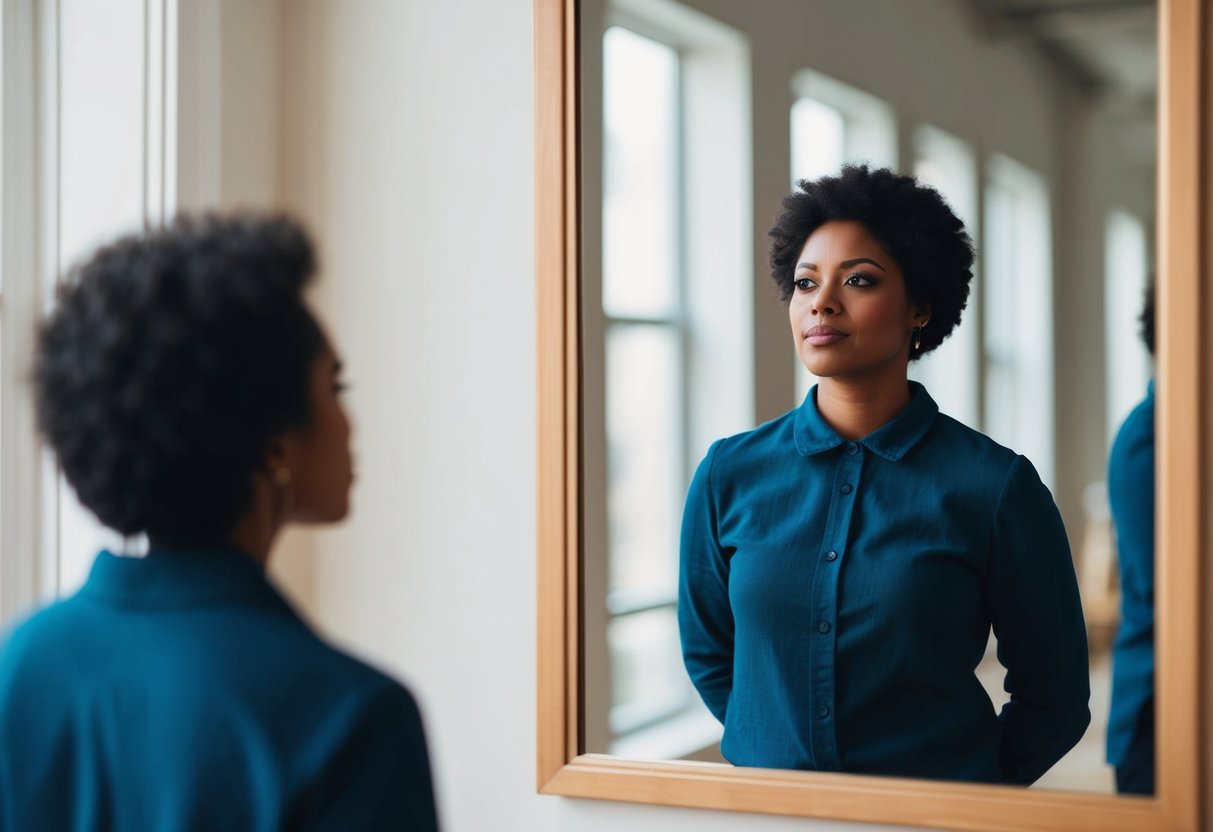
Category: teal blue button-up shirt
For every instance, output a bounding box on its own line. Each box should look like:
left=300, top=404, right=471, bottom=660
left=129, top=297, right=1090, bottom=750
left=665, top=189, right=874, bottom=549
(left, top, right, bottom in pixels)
left=0, top=546, right=439, bottom=830
left=1106, top=381, right=1155, bottom=772
left=679, top=383, right=1089, bottom=784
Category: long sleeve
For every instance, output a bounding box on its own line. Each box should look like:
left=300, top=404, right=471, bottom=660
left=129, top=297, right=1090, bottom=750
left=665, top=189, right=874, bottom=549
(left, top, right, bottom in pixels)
left=1106, top=388, right=1155, bottom=769
left=1108, top=418, right=1155, bottom=614
left=678, top=440, right=734, bottom=724
left=988, top=455, right=1091, bottom=785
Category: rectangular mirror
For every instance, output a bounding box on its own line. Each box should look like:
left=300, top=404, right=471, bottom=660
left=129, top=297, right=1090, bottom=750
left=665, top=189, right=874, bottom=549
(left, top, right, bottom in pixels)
left=537, top=0, right=1210, bottom=827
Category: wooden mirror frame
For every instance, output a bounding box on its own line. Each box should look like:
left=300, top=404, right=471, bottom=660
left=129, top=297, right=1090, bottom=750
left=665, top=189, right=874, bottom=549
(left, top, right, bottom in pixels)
left=535, top=0, right=1211, bottom=827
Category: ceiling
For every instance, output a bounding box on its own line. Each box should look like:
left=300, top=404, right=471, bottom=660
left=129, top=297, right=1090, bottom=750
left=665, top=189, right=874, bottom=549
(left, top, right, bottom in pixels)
left=964, top=0, right=1157, bottom=106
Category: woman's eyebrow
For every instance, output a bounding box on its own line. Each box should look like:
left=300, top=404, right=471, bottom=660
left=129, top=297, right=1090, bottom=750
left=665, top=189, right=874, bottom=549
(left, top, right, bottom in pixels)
left=840, top=257, right=886, bottom=272
left=796, top=257, right=887, bottom=273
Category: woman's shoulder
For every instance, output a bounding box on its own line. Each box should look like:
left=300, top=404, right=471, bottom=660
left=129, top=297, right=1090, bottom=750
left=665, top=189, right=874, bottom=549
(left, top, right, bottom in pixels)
left=699, top=408, right=799, bottom=472
left=1111, top=387, right=1155, bottom=455
left=0, top=598, right=75, bottom=675
left=921, top=412, right=1040, bottom=495
left=307, top=634, right=413, bottom=694
left=927, top=412, right=1020, bottom=463
left=0, top=587, right=115, bottom=677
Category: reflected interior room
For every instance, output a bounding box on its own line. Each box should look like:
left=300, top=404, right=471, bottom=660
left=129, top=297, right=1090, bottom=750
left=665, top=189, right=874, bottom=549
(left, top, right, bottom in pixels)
left=579, top=0, right=1156, bottom=794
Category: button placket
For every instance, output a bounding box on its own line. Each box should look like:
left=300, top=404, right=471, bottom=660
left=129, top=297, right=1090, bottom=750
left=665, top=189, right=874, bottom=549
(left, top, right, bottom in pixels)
left=806, top=444, right=863, bottom=772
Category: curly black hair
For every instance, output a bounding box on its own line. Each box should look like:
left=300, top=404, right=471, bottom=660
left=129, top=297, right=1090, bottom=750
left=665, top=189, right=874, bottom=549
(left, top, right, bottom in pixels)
left=769, top=164, right=975, bottom=359
left=1139, top=276, right=1155, bottom=356
left=34, top=213, right=326, bottom=545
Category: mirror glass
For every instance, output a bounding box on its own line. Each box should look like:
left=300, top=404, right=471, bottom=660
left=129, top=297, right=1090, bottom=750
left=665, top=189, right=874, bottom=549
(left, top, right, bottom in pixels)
left=579, top=0, right=1158, bottom=794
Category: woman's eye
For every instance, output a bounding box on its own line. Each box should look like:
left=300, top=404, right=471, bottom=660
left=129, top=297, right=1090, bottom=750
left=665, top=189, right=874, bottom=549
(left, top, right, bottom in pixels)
left=845, top=272, right=876, bottom=287
left=794, top=277, right=815, bottom=291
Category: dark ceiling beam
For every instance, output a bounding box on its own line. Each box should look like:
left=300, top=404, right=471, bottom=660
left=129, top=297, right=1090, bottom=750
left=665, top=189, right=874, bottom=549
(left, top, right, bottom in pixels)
left=1000, top=0, right=1155, bottom=21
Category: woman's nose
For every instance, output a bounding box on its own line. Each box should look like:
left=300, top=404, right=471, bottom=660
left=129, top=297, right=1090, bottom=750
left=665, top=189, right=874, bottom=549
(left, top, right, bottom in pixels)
left=812, top=280, right=839, bottom=315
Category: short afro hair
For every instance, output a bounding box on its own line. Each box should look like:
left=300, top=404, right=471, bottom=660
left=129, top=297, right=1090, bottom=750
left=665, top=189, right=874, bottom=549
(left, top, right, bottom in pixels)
left=35, top=213, right=326, bottom=545
left=769, top=164, right=975, bottom=359
left=1139, top=276, right=1155, bottom=356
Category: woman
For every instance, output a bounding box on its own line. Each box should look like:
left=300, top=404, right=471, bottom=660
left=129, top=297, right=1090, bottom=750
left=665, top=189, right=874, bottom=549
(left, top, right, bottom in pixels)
left=679, top=165, right=1089, bottom=784
left=1106, top=280, right=1155, bottom=795
left=0, top=215, right=439, bottom=829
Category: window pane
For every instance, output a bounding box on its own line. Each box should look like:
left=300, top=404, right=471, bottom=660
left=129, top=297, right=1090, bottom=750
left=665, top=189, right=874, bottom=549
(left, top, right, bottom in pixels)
left=605, top=323, right=682, bottom=605
left=983, top=155, right=1054, bottom=487
left=602, top=27, right=679, bottom=319
left=608, top=606, right=691, bottom=735
left=1104, top=210, right=1150, bottom=440
left=910, top=124, right=979, bottom=428
left=791, top=68, right=897, bottom=171
left=790, top=97, right=843, bottom=183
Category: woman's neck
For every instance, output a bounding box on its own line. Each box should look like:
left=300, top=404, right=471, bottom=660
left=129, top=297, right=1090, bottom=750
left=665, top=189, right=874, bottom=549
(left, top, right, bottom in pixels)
left=225, top=479, right=279, bottom=568
left=227, top=520, right=274, bottom=568
left=147, top=530, right=270, bottom=569
left=815, top=373, right=913, bottom=441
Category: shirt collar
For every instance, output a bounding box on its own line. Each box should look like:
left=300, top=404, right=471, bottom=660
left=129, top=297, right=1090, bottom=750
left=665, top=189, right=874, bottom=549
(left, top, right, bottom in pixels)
left=79, top=545, right=299, bottom=619
left=794, top=380, right=939, bottom=462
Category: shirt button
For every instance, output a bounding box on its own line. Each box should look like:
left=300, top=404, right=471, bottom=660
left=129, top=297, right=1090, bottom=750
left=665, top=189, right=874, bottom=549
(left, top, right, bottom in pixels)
left=816, top=704, right=831, bottom=718
left=817, top=621, right=831, bottom=633
left=846, top=442, right=858, bottom=455
left=840, top=483, right=853, bottom=495
left=825, top=550, right=838, bottom=562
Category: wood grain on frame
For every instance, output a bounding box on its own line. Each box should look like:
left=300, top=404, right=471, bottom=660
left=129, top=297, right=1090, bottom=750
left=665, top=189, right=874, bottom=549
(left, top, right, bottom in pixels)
left=1156, top=0, right=1204, bottom=828
left=535, top=0, right=1210, bottom=827
left=535, top=0, right=580, bottom=788
left=1198, top=1, right=1213, bottom=828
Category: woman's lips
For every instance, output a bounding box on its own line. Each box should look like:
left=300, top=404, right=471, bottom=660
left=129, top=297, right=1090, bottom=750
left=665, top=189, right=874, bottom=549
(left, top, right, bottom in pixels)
left=804, top=325, right=848, bottom=347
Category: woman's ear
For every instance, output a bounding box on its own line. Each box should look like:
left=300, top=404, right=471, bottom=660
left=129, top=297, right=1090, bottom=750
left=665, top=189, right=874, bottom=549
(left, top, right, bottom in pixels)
left=261, top=435, right=293, bottom=480
left=912, top=301, right=932, bottom=328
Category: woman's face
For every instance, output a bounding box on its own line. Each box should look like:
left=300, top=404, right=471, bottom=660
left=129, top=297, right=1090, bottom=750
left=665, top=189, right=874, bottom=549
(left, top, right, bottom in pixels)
left=788, top=220, right=926, bottom=381
left=284, top=346, right=354, bottom=523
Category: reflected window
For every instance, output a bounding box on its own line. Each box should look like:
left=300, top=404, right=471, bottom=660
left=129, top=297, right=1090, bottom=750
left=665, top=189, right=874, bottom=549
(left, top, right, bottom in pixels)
left=602, top=25, right=702, bottom=753
left=600, top=18, right=751, bottom=758
left=602, top=28, right=679, bottom=321
left=790, top=97, right=843, bottom=184
left=1104, top=210, right=1151, bottom=440
left=910, top=125, right=980, bottom=429
left=983, top=153, right=1055, bottom=488
left=791, top=68, right=897, bottom=175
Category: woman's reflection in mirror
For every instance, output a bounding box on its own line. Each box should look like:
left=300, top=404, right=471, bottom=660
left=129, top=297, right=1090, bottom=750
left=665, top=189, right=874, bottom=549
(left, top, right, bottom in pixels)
left=1106, top=279, right=1156, bottom=795
left=678, top=165, right=1090, bottom=784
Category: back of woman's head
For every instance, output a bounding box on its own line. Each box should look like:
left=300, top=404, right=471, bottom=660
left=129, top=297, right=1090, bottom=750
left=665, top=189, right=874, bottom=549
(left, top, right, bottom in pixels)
left=35, top=213, right=325, bottom=545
